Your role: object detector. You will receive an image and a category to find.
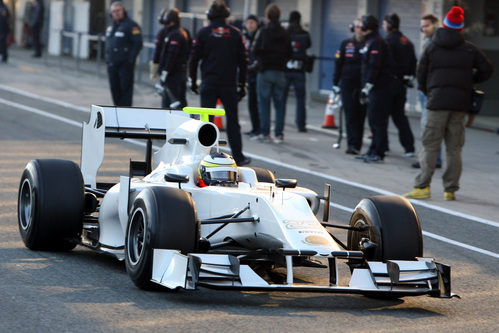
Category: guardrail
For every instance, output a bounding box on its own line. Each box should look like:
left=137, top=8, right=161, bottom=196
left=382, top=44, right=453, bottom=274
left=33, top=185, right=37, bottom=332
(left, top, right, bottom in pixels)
left=47, top=29, right=157, bottom=84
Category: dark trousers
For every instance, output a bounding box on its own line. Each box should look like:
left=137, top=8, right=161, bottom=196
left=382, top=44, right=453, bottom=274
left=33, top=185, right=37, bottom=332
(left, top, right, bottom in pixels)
left=0, top=35, right=7, bottom=62
left=388, top=82, right=415, bottom=153
left=284, top=71, right=307, bottom=131
left=200, top=84, right=246, bottom=163
left=247, top=79, right=259, bottom=133
left=107, top=61, right=135, bottom=106
left=161, top=70, right=187, bottom=109
left=32, top=27, right=42, bottom=57
left=367, top=87, right=391, bottom=158
left=341, top=81, right=366, bottom=151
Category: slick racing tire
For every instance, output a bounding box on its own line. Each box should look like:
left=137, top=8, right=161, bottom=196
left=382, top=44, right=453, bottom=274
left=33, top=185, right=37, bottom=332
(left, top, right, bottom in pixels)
left=347, top=195, right=423, bottom=261
left=250, top=167, right=275, bottom=184
left=125, top=186, right=199, bottom=290
left=18, top=159, right=84, bottom=251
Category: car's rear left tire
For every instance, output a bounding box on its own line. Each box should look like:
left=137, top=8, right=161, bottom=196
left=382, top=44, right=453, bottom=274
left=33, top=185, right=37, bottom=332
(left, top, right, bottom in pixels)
left=125, top=186, right=199, bottom=290
left=347, top=195, right=423, bottom=261
left=18, top=159, right=84, bottom=251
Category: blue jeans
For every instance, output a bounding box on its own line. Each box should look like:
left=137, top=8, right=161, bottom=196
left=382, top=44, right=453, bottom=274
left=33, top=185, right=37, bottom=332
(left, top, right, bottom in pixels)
left=284, top=71, right=306, bottom=130
left=257, top=70, right=287, bottom=137
left=419, top=91, right=442, bottom=164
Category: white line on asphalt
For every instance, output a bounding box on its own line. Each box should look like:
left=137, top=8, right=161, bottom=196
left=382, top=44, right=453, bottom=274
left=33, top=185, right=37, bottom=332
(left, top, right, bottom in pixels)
left=0, top=97, right=83, bottom=127
left=0, top=84, right=89, bottom=113
left=328, top=202, right=499, bottom=259
left=422, top=230, right=499, bottom=259
left=2, top=95, right=498, bottom=260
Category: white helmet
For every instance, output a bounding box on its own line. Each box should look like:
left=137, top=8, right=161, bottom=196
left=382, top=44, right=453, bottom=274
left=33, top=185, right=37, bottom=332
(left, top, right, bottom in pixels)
left=198, top=152, right=238, bottom=186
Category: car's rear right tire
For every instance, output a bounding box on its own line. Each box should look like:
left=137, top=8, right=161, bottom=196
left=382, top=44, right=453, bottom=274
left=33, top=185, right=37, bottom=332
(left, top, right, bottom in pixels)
left=125, top=186, right=199, bottom=290
left=250, top=167, right=275, bottom=183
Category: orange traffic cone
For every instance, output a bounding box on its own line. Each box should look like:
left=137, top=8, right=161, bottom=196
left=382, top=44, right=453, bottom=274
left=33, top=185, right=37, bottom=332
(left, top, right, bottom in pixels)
left=322, top=93, right=338, bottom=129
left=214, top=99, right=225, bottom=131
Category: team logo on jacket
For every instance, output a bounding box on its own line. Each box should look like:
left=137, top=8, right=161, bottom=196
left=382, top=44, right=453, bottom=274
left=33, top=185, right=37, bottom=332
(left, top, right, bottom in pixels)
left=291, top=41, right=301, bottom=52
left=211, top=27, right=231, bottom=37
left=400, top=36, right=410, bottom=45
left=132, top=26, right=141, bottom=35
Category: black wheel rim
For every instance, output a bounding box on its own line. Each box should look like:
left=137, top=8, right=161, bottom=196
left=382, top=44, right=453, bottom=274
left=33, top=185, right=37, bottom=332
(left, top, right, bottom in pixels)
left=127, top=208, right=146, bottom=266
left=19, top=179, right=34, bottom=231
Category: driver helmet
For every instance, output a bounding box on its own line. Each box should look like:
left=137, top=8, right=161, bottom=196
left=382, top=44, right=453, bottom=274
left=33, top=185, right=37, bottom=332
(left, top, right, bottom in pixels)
left=198, top=152, right=238, bottom=187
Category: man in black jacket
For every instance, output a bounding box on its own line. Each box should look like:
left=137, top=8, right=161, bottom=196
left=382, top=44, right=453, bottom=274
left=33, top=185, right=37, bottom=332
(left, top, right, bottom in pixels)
left=151, top=8, right=191, bottom=109
left=189, top=0, right=250, bottom=166
left=357, top=14, right=393, bottom=162
left=284, top=11, right=311, bottom=133
left=30, top=0, right=44, bottom=58
left=383, top=13, right=416, bottom=156
left=251, top=3, right=292, bottom=144
left=105, top=1, right=143, bottom=106
left=405, top=6, right=493, bottom=200
left=0, top=0, right=9, bottom=63
left=333, top=18, right=366, bottom=154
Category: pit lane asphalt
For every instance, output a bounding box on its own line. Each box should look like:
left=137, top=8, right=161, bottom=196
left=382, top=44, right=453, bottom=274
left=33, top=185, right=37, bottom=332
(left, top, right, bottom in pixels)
left=1, top=52, right=498, bottom=332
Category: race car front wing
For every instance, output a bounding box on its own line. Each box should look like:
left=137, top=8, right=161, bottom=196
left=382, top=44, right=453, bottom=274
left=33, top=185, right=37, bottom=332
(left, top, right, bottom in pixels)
left=151, top=249, right=457, bottom=298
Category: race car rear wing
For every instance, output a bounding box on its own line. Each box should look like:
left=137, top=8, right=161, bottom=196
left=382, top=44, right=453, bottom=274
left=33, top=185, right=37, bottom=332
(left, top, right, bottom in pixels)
left=81, top=105, right=189, bottom=188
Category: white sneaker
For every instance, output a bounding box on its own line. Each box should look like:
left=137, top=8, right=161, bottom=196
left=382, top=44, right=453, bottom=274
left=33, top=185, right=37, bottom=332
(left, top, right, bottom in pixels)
left=274, top=135, right=284, bottom=144
left=251, top=134, right=273, bottom=143
left=404, top=152, right=416, bottom=158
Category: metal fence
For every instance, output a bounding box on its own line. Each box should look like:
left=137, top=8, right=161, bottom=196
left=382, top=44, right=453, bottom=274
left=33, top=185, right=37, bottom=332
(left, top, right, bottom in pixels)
left=45, top=13, right=211, bottom=84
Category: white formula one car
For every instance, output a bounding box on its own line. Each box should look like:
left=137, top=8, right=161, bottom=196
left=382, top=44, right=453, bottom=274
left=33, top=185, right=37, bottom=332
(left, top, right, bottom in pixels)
left=18, top=106, right=455, bottom=298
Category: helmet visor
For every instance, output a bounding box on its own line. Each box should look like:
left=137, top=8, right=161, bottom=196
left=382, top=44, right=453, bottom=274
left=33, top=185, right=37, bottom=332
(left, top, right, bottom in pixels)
left=208, top=170, right=237, bottom=183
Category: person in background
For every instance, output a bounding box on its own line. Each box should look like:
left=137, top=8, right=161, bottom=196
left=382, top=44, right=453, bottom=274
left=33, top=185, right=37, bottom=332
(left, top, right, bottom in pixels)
left=30, top=0, right=44, bottom=58
left=105, top=1, right=143, bottom=107
left=382, top=13, right=416, bottom=157
left=413, top=13, right=442, bottom=169
left=404, top=6, right=493, bottom=200
left=332, top=18, right=366, bottom=155
left=0, top=0, right=10, bottom=63
left=189, top=0, right=251, bottom=166
left=150, top=8, right=191, bottom=109
left=283, top=10, right=311, bottom=133
left=251, top=3, right=292, bottom=144
left=356, top=14, right=393, bottom=163
left=243, top=14, right=260, bottom=138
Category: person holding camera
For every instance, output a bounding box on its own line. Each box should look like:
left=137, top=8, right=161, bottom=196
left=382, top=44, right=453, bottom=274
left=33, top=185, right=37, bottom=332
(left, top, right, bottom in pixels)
left=251, top=4, right=292, bottom=144
left=105, top=1, right=142, bottom=107
left=404, top=6, right=493, bottom=201
left=189, top=0, right=250, bottom=166
left=382, top=13, right=416, bottom=157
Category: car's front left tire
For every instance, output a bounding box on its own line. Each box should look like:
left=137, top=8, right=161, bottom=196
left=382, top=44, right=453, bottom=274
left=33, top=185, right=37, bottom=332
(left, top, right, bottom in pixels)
left=125, top=186, right=199, bottom=290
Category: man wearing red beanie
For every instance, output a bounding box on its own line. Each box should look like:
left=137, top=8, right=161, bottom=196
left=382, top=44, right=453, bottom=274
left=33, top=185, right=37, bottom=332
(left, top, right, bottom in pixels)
left=405, top=6, right=493, bottom=201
